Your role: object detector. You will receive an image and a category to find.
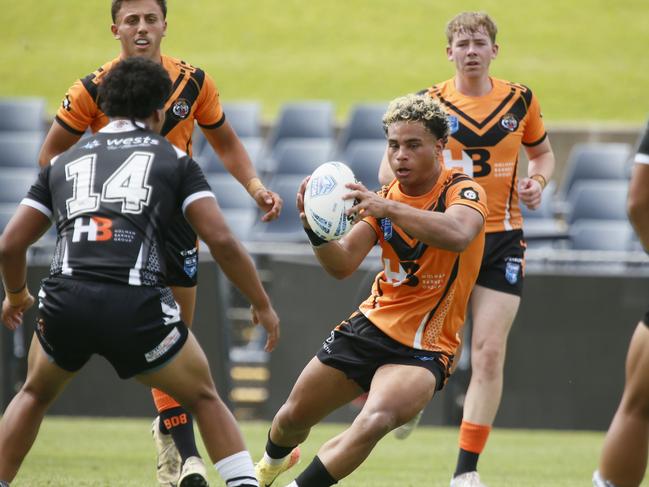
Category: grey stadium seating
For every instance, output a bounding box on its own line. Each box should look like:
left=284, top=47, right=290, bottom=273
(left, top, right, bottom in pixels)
left=194, top=136, right=264, bottom=174
left=559, top=142, right=632, bottom=199
left=0, top=132, right=44, bottom=169
left=266, top=101, right=334, bottom=149
left=0, top=97, right=46, bottom=132
left=265, top=137, right=336, bottom=177
left=566, top=180, right=628, bottom=224
left=337, top=102, right=388, bottom=152
left=569, top=219, right=635, bottom=251
left=339, top=139, right=386, bottom=191
left=0, top=169, right=38, bottom=204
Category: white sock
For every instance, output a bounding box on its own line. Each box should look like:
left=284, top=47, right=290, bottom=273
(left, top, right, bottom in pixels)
left=286, top=482, right=299, bottom=487
left=215, top=450, right=258, bottom=487
left=263, top=450, right=289, bottom=466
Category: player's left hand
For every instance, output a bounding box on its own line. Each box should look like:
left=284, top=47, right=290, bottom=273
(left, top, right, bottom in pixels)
left=1, top=293, right=35, bottom=331
left=518, top=177, right=543, bottom=211
left=343, top=182, right=392, bottom=220
left=254, top=189, right=283, bottom=222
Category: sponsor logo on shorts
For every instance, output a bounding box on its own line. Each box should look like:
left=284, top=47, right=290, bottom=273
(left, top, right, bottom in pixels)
left=145, top=326, right=181, bottom=363
left=181, top=247, right=198, bottom=278
left=413, top=355, right=436, bottom=361
left=172, top=98, right=191, bottom=120
left=322, top=330, right=335, bottom=354
left=500, top=113, right=519, bottom=132
left=448, top=115, right=459, bottom=135
left=505, top=259, right=521, bottom=285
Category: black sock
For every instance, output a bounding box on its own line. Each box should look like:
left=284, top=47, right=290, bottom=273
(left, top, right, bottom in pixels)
left=454, top=448, right=480, bottom=477
left=159, top=407, right=200, bottom=462
left=265, top=430, right=297, bottom=460
left=294, top=456, right=337, bottom=487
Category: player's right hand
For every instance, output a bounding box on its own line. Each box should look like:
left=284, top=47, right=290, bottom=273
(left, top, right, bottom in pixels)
left=251, top=304, right=280, bottom=352
left=1, top=293, right=35, bottom=330
left=296, top=176, right=311, bottom=229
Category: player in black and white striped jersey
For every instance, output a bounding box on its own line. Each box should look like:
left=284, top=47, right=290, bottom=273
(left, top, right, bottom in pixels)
left=0, top=57, right=277, bottom=487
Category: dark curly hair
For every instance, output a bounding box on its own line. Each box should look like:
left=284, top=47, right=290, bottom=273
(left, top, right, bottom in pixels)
left=111, top=0, right=167, bottom=23
left=98, top=57, right=171, bottom=121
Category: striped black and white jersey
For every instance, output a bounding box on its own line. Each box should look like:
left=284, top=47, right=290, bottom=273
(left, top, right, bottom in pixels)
left=636, top=122, right=649, bottom=165
left=23, top=120, right=214, bottom=286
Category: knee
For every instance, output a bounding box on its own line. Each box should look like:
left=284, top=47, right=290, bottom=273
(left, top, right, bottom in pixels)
left=353, top=409, right=397, bottom=440
left=20, top=382, right=58, bottom=409
left=621, top=388, right=649, bottom=420
left=181, top=384, right=221, bottom=414
left=472, top=342, right=505, bottom=378
left=274, top=400, right=312, bottom=434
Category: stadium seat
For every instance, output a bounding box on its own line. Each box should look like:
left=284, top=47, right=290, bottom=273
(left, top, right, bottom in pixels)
left=266, top=101, right=334, bottom=149
left=265, top=138, right=336, bottom=177
left=195, top=136, right=265, bottom=174
left=221, top=209, right=258, bottom=240
left=206, top=174, right=257, bottom=210
left=222, top=101, right=262, bottom=138
left=566, top=180, right=628, bottom=224
left=559, top=142, right=632, bottom=198
left=569, top=219, right=635, bottom=251
left=337, top=102, right=388, bottom=152
left=0, top=132, right=44, bottom=169
left=339, top=139, right=386, bottom=191
left=0, top=203, right=18, bottom=233
left=0, top=97, right=46, bottom=132
left=249, top=175, right=308, bottom=242
left=0, top=169, right=38, bottom=204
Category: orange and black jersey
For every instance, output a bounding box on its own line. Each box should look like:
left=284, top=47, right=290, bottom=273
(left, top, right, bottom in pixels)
left=421, top=78, right=547, bottom=233
left=56, top=55, right=224, bottom=156
left=357, top=167, right=487, bottom=360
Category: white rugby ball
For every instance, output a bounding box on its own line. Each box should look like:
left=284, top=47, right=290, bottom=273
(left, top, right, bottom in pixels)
left=304, top=161, right=357, bottom=241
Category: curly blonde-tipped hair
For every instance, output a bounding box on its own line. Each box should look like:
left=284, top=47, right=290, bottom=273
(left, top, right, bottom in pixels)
left=446, top=12, right=497, bottom=44
left=382, top=94, right=449, bottom=141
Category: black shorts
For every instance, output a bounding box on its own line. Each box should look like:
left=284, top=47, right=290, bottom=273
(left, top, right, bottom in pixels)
left=475, top=229, right=526, bottom=296
left=36, top=277, right=189, bottom=379
left=316, top=312, right=450, bottom=392
left=165, top=214, right=199, bottom=288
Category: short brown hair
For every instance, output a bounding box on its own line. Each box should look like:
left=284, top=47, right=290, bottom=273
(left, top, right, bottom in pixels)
left=445, top=12, right=497, bottom=44
left=382, top=94, right=449, bottom=141
left=111, top=0, right=167, bottom=23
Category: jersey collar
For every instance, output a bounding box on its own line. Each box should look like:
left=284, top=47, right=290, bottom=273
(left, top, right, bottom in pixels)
left=99, top=119, right=148, bottom=133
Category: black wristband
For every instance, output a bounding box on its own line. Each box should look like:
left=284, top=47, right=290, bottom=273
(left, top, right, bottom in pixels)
left=304, top=227, right=328, bottom=247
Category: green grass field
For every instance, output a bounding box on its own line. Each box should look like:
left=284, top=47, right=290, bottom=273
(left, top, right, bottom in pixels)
left=8, top=416, right=625, bottom=486
left=2, top=0, right=648, bottom=122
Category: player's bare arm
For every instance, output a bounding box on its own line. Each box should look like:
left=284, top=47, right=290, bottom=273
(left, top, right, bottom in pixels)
left=38, top=122, right=83, bottom=167
left=346, top=182, right=484, bottom=252
left=518, top=138, right=555, bottom=210
left=0, top=206, right=49, bottom=328
left=628, top=163, right=649, bottom=251
left=377, top=148, right=394, bottom=186
left=202, top=121, right=283, bottom=222
left=296, top=176, right=375, bottom=279
left=184, top=196, right=279, bottom=351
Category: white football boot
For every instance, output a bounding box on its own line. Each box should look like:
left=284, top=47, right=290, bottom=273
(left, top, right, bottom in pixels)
left=450, top=471, right=487, bottom=487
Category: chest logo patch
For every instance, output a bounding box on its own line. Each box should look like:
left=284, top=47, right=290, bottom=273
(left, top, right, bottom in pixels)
left=500, top=113, right=519, bottom=132
left=172, top=98, right=191, bottom=120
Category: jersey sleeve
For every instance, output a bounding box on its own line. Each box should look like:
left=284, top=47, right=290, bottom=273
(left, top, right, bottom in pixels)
left=55, top=78, right=99, bottom=135
left=635, top=123, right=649, bottom=165
left=178, top=157, right=216, bottom=213
left=521, top=90, right=547, bottom=147
left=194, top=71, right=225, bottom=129
left=445, top=179, right=488, bottom=222
left=21, top=166, right=53, bottom=219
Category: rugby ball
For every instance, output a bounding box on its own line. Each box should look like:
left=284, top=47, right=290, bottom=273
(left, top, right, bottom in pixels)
left=304, top=161, right=357, bottom=241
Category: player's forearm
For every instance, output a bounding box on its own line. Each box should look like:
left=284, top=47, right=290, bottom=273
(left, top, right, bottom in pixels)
left=208, top=239, right=271, bottom=310
left=312, top=242, right=358, bottom=279
left=214, top=140, right=258, bottom=188
left=386, top=202, right=471, bottom=252
left=0, top=239, right=28, bottom=294
left=527, top=150, right=555, bottom=183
